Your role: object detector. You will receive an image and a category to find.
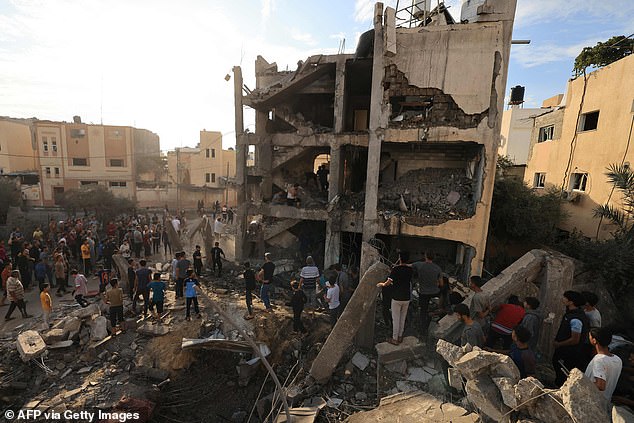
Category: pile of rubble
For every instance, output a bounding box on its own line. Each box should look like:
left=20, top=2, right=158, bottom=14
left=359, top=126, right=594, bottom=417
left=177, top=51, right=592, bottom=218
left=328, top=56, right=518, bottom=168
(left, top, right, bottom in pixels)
left=436, top=339, right=612, bottom=423
left=339, top=168, right=475, bottom=223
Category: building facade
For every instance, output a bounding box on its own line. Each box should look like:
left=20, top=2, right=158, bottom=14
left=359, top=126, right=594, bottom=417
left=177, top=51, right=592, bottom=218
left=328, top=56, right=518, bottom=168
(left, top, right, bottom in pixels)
left=233, top=0, right=518, bottom=283
left=524, top=54, right=634, bottom=240
left=165, top=130, right=237, bottom=210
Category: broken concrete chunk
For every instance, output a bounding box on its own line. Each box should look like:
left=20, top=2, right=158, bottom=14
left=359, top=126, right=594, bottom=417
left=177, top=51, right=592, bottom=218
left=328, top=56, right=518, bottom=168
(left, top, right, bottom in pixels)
left=71, top=303, right=100, bottom=319
left=407, top=367, right=433, bottom=383
left=138, top=323, right=170, bottom=336
left=613, top=406, right=634, bottom=423
left=514, top=377, right=573, bottom=423
left=435, top=339, right=466, bottom=366
left=464, top=375, right=511, bottom=423
left=376, top=336, right=426, bottom=364
left=454, top=349, right=520, bottom=382
left=384, top=360, right=408, bottom=375
left=351, top=352, right=370, bottom=371
left=43, top=329, right=68, bottom=344
left=49, top=340, right=74, bottom=349
left=396, top=380, right=417, bottom=392
left=560, top=368, right=611, bottom=423
left=447, top=368, right=464, bottom=391
left=447, top=191, right=461, bottom=205
left=492, top=377, right=517, bottom=408
left=63, top=316, right=82, bottom=333
left=16, top=330, right=47, bottom=362
left=89, top=316, right=108, bottom=341
left=76, top=366, right=92, bottom=374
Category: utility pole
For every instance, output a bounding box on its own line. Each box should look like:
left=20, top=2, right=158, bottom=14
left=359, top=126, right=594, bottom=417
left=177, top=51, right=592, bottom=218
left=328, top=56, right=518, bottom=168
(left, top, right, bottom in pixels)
left=176, top=148, right=180, bottom=212
left=225, top=160, right=229, bottom=205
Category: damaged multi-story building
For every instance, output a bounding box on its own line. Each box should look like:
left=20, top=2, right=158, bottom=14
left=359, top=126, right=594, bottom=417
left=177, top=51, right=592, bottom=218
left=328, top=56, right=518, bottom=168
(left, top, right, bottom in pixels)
left=232, top=0, right=517, bottom=284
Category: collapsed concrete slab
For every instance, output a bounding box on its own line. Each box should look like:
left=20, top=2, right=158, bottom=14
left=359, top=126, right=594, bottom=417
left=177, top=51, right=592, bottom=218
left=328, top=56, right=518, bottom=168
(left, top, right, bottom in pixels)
left=514, top=377, right=573, bottom=423
left=465, top=375, right=511, bottom=422
left=345, top=391, right=478, bottom=423
left=17, top=330, right=47, bottom=362
left=71, top=303, right=100, bottom=319
left=560, top=368, right=611, bottom=423
left=89, top=316, right=108, bottom=341
left=309, top=261, right=390, bottom=384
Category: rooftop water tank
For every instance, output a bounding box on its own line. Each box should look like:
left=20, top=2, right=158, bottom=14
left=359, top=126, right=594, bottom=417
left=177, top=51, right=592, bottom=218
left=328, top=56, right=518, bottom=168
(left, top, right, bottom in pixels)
left=509, top=86, right=525, bottom=105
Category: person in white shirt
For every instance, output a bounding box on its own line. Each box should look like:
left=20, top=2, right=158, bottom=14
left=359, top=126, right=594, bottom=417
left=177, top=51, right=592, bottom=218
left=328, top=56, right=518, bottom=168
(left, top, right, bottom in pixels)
left=171, top=217, right=181, bottom=235
left=214, top=217, right=224, bottom=239
left=325, top=276, right=340, bottom=328
left=585, top=327, right=622, bottom=403
left=582, top=291, right=602, bottom=328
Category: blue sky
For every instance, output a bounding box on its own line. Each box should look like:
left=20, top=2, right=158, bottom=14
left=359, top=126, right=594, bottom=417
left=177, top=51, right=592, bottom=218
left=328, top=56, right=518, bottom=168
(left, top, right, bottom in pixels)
left=0, top=0, right=632, bottom=151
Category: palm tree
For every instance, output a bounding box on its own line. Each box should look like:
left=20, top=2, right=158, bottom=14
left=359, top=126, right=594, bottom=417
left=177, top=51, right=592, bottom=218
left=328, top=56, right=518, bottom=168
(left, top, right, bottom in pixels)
left=594, top=163, right=634, bottom=237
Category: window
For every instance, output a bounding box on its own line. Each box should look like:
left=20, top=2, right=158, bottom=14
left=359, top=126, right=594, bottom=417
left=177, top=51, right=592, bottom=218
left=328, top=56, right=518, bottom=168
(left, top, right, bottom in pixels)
left=54, top=167, right=60, bottom=177
left=571, top=173, right=588, bottom=192
left=80, top=180, right=98, bottom=185
left=533, top=173, right=546, bottom=188
left=109, top=181, right=127, bottom=187
left=578, top=111, right=599, bottom=132
left=45, top=167, right=51, bottom=177
left=205, top=173, right=211, bottom=183
left=72, top=158, right=88, bottom=166
left=211, top=149, right=216, bottom=158
left=52, top=139, right=57, bottom=152
left=43, top=140, right=49, bottom=152
left=109, top=159, right=124, bottom=167
left=205, top=149, right=210, bottom=158
left=538, top=125, right=554, bottom=142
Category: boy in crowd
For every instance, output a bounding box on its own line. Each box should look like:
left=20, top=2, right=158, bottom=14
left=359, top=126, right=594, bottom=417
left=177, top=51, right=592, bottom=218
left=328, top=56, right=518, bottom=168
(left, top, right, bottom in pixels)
left=509, top=326, right=536, bottom=378
left=585, top=327, right=622, bottom=402
left=193, top=245, right=203, bottom=277
left=148, top=272, right=166, bottom=322
left=290, top=280, right=307, bottom=335
left=469, top=276, right=491, bottom=332
left=40, top=283, right=52, bottom=328
left=71, top=269, right=89, bottom=308
left=520, top=297, right=542, bottom=351
left=582, top=291, right=602, bottom=328
left=184, top=269, right=201, bottom=321
left=243, top=262, right=256, bottom=320
left=455, top=303, right=485, bottom=348
left=105, top=278, right=124, bottom=332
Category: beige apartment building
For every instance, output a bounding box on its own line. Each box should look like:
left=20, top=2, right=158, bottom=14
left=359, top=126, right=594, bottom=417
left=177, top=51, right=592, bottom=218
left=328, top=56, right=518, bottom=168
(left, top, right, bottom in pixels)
left=524, top=54, right=634, bottom=240
left=0, top=117, right=160, bottom=207
left=166, top=130, right=237, bottom=209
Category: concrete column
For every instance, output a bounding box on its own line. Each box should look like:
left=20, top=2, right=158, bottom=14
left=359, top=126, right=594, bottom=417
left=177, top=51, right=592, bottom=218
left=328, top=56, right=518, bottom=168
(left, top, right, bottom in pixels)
left=233, top=66, right=247, bottom=261
left=255, top=111, right=273, bottom=201
left=356, top=2, right=386, bottom=349
left=328, top=144, right=343, bottom=202
left=333, top=57, right=347, bottom=134
left=324, top=144, right=344, bottom=268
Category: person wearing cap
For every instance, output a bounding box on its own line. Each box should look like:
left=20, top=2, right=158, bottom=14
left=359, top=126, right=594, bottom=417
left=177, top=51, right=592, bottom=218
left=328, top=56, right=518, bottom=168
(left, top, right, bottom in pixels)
left=5, top=270, right=30, bottom=321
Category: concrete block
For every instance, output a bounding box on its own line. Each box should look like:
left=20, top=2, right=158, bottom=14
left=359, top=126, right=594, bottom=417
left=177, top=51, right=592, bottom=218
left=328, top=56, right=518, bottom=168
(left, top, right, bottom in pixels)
left=396, top=381, right=417, bottom=392
left=351, top=352, right=370, bottom=371
left=560, top=368, right=611, bottom=423
left=492, top=377, right=517, bottom=408
left=465, top=375, right=511, bottom=422
left=309, top=261, right=390, bottom=383
left=42, top=329, right=68, bottom=345
left=138, top=323, right=170, bottom=336
left=16, top=330, right=47, bottom=362
left=89, top=316, right=108, bottom=341
left=63, top=317, right=82, bottom=333
left=407, top=367, right=433, bottom=383
left=384, top=360, right=407, bottom=375
left=71, top=303, right=100, bottom=319
left=376, top=336, right=426, bottom=364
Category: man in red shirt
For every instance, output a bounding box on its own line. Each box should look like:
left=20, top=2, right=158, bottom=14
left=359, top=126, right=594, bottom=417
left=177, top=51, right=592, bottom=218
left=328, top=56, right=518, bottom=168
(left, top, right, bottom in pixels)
left=486, top=295, right=525, bottom=349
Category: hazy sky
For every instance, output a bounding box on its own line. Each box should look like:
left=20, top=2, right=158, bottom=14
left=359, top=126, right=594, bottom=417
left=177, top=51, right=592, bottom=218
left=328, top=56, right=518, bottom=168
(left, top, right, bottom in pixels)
left=0, top=0, right=632, bottom=151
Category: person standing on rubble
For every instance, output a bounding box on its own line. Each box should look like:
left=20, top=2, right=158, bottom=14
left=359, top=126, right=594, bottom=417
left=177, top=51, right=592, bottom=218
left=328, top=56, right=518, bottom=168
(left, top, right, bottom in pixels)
left=585, top=327, right=623, bottom=403
left=175, top=252, right=191, bottom=300
left=258, top=252, right=275, bottom=312
left=70, top=269, right=89, bottom=308
left=412, top=251, right=442, bottom=338
left=184, top=269, right=202, bottom=321
left=211, top=242, right=226, bottom=277
left=299, top=256, right=320, bottom=309
left=290, top=280, right=308, bottom=334
left=134, top=259, right=153, bottom=317
left=325, top=273, right=341, bottom=328
left=5, top=270, right=30, bottom=321
left=105, top=278, right=124, bottom=331
left=243, top=262, right=256, bottom=320
left=193, top=245, right=204, bottom=277
left=553, top=290, right=590, bottom=386
left=377, top=251, right=414, bottom=345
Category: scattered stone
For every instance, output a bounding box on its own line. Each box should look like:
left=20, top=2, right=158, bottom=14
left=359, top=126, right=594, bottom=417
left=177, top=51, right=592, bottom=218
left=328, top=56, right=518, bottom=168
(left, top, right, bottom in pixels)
left=63, top=387, right=83, bottom=399
left=71, top=303, right=100, bottom=319
left=16, top=330, right=47, bottom=362
left=344, top=361, right=355, bottom=378
left=89, top=316, right=108, bottom=341
left=453, top=349, right=520, bottom=382
left=55, top=362, right=66, bottom=371
left=49, top=340, right=74, bottom=349
left=613, top=406, right=634, bottom=423
left=464, top=375, right=511, bottom=422
left=492, top=377, right=517, bottom=408
left=447, top=368, right=463, bottom=391
left=427, top=373, right=449, bottom=396
left=385, top=360, right=408, bottom=375
left=231, top=410, right=247, bottom=422
left=138, top=323, right=170, bottom=336
left=60, top=369, right=73, bottom=379
left=560, top=368, right=611, bottom=423
left=407, top=367, right=433, bottom=383
left=43, top=329, right=68, bottom=344
left=435, top=339, right=466, bottom=367
left=63, top=317, right=82, bottom=333
left=77, top=366, right=92, bottom=375
left=396, top=381, right=417, bottom=392
left=355, top=392, right=368, bottom=402
left=376, top=336, right=426, bottom=364
left=351, top=352, right=370, bottom=371
left=423, top=366, right=438, bottom=376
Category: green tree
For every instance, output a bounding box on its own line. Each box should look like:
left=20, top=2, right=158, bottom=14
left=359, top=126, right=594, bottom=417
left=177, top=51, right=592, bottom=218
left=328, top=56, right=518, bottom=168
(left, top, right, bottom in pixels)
left=573, top=35, right=633, bottom=76
left=594, top=163, right=634, bottom=236
left=136, top=155, right=168, bottom=180
left=58, top=185, right=136, bottom=223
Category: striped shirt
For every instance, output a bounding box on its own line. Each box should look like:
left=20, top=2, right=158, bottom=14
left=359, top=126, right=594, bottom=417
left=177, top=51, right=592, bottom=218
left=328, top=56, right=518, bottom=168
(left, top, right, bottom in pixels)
left=300, top=266, right=320, bottom=289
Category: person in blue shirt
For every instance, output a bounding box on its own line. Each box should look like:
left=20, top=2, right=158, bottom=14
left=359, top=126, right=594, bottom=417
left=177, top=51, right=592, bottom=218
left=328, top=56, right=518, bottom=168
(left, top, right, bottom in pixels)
left=184, top=269, right=201, bottom=321
left=34, top=259, right=48, bottom=291
left=96, top=265, right=111, bottom=294
left=148, top=272, right=166, bottom=322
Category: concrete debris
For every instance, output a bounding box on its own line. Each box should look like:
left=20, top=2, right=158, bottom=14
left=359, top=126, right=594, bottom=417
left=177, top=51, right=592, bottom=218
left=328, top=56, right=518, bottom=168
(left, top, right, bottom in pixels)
left=435, top=339, right=466, bottom=366
left=453, top=348, right=520, bottom=383
left=89, top=316, right=108, bottom=341
left=612, top=406, right=634, bottom=423
left=70, top=303, right=101, bottom=319
left=560, top=368, right=611, bottom=423
left=16, top=330, right=47, bottom=362
left=345, top=391, right=478, bottom=423
left=48, top=340, right=74, bottom=349
left=384, top=360, right=408, bottom=375
left=376, top=336, right=426, bottom=364
left=492, top=377, right=518, bottom=408
left=447, top=368, right=464, bottom=391
left=464, top=375, right=511, bottom=423
left=76, top=366, right=92, bottom=374
left=181, top=337, right=251, bottom=353
left=138, top=323, right=170, bottom=336
left=395, top=381, right=417, bottom=392
left=406, top=367, right=433, bottom=383
left=42, top=329, right=68, bottom=344
left=351, top=352, right=370, bottom=371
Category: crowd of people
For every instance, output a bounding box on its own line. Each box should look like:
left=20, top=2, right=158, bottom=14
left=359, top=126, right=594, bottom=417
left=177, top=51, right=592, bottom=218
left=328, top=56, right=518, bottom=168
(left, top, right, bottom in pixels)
left=372, top=249, right=631, bottom=407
